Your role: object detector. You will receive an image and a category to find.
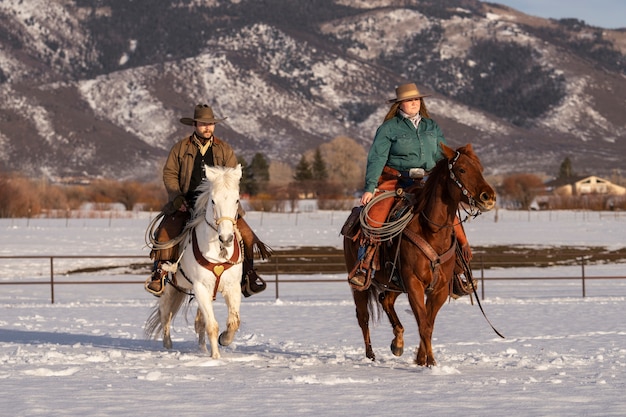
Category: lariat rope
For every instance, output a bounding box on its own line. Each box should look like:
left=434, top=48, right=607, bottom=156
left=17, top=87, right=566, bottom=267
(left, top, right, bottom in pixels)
left=359, top=190, right=414, bottom=242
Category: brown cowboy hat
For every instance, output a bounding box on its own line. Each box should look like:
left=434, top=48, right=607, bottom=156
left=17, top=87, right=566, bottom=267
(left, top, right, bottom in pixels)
left=179, top=104, right=227, bottom=126
left=387, top=83, right=431, bottom=103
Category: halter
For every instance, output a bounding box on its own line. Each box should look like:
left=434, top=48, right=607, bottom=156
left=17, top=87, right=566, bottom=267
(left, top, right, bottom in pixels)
left=205, top=201, right=238, bottom=231
left=216, top=216, right=237, bottom=226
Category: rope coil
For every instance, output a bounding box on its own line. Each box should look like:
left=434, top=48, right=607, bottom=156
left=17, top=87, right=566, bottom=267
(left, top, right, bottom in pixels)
left=359, top=190, right=414, bottom=242
left=145, top=212, right=189, bottom=251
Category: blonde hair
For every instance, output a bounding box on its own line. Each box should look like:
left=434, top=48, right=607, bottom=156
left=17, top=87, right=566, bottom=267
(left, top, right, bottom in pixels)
left=383, top=98, right=431, bottom=122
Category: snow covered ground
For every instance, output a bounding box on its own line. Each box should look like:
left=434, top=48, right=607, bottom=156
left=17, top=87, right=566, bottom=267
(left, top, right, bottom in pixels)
left=1, top=209, right=625, bottom=416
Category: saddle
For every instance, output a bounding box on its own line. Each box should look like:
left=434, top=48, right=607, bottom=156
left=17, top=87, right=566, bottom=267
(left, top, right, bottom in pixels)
left=342, top=190, right=475, bottom=298
left=150, top=210, right=191, bottom=261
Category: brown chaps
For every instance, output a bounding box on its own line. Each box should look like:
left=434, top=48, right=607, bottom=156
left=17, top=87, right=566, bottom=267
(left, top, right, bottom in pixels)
left=358, top=175, right=470, bottom=275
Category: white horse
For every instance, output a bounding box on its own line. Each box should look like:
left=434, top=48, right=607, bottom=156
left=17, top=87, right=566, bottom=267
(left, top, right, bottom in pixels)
left=145, top=164, right=244, bottom=358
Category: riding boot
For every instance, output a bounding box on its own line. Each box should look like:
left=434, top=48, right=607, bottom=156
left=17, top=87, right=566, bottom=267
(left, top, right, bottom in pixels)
left=241, top=259, right=267, bottom=298
left=237, top=217, right=270, bottom=297
left=145, top=261, right=168, bottom=296
left=452, top=220, right=476, bottom=298
left=349, top=243, right=378, bottom=287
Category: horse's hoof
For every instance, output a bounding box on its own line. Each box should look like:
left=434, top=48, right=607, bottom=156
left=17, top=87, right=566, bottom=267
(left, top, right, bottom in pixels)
left=218, top=332, right=234, bottom=347
left=390, top=343, right=403, bottom=357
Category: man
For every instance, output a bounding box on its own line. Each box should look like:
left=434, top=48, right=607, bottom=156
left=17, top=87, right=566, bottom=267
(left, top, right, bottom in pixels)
left=145, top=104, right=270, bottom=297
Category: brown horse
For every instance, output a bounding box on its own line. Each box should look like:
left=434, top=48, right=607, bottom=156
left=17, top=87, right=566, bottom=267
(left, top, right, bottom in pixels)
left=343, top=143, right=496, bottom=366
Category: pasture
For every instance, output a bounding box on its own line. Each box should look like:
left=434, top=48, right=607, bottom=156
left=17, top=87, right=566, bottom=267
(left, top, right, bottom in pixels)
left=1, top=209, right=625, bottom=416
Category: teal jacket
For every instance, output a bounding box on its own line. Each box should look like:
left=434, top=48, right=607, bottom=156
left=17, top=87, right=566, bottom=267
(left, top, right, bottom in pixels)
left=363, top=115, right=447, bottom=193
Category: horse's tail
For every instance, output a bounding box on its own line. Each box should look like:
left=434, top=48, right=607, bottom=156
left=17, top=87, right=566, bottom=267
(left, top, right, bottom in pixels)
left=144, top=290, right=189, bottom=340
left=368, top=286, right=383, bottom=325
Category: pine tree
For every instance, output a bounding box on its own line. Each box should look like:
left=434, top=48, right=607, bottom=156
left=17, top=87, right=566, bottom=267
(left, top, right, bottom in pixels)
left=558, top=157, right=574, bottom=179
left=311, top=148, right=328, bottom=181
left=238, top=156, right=257, bottom=196
left=294, top=156, right=313, bottom=181
left=250, top=153, right=270, bottom=182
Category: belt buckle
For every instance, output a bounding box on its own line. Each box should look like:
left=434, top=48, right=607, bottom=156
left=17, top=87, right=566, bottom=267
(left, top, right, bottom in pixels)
left=408, top=168, right=425, bottom=179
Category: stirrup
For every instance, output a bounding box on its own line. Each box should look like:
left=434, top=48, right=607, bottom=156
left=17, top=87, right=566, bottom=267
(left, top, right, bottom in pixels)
left=451, top=273, right=477, bottom=299
left=348, top=268, right=372, bottom=291
left=349, top=270, right=367, bottom=287
left=145, top=269, right=167, bottom=297
left=242, top=269, right=266, bottom=298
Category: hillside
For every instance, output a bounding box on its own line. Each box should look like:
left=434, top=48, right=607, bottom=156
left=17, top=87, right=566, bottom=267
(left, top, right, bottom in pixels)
left=0, top=0, right=625, bottom=182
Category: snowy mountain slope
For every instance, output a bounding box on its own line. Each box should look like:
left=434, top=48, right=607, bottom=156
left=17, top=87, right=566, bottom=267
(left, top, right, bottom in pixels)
left=0, top=0, right=624, bottom=181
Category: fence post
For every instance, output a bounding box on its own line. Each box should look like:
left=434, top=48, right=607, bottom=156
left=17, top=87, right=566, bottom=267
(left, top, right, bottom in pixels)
left=581, top=257, right=586, bottom=298
left=274, top=256, right=280, bottom=300
left=480, top=254, right=485, bottom=301
left=50, top=257, right=55, bottom=304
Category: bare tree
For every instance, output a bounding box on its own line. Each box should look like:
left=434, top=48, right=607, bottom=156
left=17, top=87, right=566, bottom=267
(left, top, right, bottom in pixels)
left=501, top=173, right=545, bottom=209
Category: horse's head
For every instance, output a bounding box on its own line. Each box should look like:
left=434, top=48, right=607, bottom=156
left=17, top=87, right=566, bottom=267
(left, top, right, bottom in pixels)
left=203, top=164, right=242, bottom=250
left=441, top=143, right=496, bottom=212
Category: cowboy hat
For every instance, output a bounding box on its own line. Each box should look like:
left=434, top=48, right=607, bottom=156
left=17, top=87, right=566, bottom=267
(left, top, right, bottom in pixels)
left=388, top=83, right=431, bottom=103
left=179, top=104, right=227, bottom=126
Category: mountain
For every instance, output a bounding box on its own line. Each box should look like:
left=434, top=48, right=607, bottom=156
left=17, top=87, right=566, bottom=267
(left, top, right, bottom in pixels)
left=1, top=0, right=625, bottom=182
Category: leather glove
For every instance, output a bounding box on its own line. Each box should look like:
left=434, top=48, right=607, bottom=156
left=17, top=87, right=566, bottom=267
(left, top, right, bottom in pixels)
left=172, top=195, right=187, bottom=211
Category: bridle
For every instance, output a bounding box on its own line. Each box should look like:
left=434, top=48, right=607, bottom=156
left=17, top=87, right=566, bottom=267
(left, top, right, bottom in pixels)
left=420, top=151, right=483, bottom=230
left=448, top=151, right=483, bottom=218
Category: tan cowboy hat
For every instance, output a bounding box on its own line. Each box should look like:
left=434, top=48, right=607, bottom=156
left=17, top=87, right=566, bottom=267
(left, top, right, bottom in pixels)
left=388, top=83, right=431, bottom=103
left=179, top=104, right=227, bottom=126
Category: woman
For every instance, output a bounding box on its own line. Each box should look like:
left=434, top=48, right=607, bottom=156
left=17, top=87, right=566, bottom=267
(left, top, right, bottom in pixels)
left=349, top=83, right=471, bottom=287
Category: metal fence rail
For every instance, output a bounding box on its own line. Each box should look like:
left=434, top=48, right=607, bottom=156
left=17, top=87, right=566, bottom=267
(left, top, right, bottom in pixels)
left=1, top=254, right=625, bottom=303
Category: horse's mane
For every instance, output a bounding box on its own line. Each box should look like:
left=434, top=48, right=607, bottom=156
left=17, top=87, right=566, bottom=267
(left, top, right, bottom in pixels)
left=185, top=166, right=241, bottom=231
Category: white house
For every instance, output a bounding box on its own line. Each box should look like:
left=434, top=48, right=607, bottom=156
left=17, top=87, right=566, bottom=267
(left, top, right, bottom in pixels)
left=545, top=175, right=626, bottom=197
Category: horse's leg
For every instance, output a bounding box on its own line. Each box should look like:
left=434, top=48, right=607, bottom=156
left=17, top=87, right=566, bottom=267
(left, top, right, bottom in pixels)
left=194, top=284, right=220, bottom=358
left=194, top=308, right=208, bottom=353
left=380, top=291, right=404, bottom=356
left=218, top=279, right=242, bottom=347
left=159, top=287, right=175, bottom=349
left=352, top=288, right=375, bottom=360
left=420, top=287, right=449, bottom=366
left=163, top=311, right=173, bottom=349
left=404, top=274, right=433, bottom=366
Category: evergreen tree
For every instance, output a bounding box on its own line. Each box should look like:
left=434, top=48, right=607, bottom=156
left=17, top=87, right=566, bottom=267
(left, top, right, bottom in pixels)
left=311, top=148, right=328, bottom=181
left=558, top=157, right=574, bottom=179
left=238, top=156, right=257, bottom=196
left=294, top=156, right=313, bottom=181
left=250, top=153, right=270, bottom=182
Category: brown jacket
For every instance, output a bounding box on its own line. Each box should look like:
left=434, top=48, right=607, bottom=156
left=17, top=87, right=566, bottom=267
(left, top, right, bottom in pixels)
left=162, top=135, right=238, bottom=211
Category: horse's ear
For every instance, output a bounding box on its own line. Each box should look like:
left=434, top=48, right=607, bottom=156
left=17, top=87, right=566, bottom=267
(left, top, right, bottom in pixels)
left=440, top=142, right=455, bottom=159
left=460, top=143, right=478, bottom=159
